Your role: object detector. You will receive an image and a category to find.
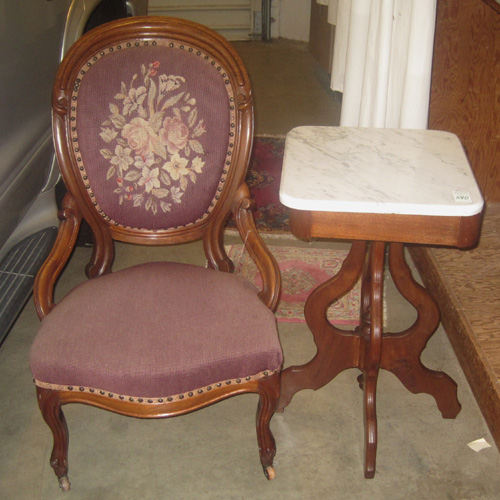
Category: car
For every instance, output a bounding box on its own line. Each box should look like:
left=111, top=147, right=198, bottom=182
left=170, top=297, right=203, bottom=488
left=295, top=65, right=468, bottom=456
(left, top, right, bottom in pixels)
left=0, top=0, right=148, bottom=342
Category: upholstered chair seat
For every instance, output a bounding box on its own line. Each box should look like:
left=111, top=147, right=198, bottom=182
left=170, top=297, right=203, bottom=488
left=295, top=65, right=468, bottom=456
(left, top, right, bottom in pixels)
left=30, top=262, right=282, bottom=401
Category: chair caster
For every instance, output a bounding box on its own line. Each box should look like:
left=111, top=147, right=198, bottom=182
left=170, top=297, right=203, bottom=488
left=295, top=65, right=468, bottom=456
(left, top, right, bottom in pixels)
left=263, top=465, right=276, bottom=480
left=58, top=475, right=71, bottom=492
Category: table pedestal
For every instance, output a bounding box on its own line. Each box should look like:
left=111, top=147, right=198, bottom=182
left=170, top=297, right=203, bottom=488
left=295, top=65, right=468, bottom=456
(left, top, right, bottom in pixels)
left=277, top=241, right=461, bottom=478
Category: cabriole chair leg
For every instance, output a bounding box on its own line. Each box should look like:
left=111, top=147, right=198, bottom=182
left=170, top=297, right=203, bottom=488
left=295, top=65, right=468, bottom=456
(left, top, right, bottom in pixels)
left=37, top=387, right=71, bottom=491
left=256, top=373, right=280, bottom=480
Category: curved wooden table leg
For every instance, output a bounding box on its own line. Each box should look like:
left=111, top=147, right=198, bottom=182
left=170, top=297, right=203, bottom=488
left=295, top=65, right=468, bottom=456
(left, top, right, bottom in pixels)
left=362, top=241, right=385, bottom=479
left=381, top=243, right=461, bottom=418
left=277, top=241, right=367, bottom=411
left=357, top=243, right=373, bottom=338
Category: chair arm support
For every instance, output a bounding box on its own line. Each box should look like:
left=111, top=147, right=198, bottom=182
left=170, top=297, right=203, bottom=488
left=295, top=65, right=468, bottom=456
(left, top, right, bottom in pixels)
left=34, top=193, right=82, bottom=320
left=232, top=184, right=281, bottom=311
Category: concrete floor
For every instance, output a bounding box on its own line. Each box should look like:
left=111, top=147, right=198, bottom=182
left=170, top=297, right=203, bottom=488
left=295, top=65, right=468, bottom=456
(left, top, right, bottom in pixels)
left=1, top=40, right=500, bottom=500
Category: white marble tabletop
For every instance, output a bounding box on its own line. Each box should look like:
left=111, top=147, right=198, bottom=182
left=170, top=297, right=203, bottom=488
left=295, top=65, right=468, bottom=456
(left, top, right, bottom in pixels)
left=279, top=126, right=484, bottom=217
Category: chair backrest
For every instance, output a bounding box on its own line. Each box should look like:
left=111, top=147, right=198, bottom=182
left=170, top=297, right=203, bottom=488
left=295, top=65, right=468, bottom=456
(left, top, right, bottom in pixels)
left=53, top=16, right=253, bottom=243
left=36, top=16, right=280, bottom=319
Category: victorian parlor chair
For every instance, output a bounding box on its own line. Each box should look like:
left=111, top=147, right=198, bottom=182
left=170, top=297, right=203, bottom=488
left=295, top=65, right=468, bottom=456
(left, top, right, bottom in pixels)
left=29, top=17, right=282, bottom=491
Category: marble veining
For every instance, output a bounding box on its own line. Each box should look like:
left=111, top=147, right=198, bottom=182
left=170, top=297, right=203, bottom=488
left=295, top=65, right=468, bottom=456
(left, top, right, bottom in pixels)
left=279, top=126, right=484, bottom=217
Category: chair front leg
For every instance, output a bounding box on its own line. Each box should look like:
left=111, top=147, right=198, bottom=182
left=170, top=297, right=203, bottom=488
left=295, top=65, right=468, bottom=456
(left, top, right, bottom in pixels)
left=37, top=387, right=71, bottom=491
left=256, top=372, right=280, bottom=480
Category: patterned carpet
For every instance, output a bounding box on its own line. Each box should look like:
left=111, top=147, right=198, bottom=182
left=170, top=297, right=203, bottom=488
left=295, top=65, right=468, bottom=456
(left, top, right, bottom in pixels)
left=226, top=136, right=289, bottom=232
left=226, top=244, right=360, bottom=324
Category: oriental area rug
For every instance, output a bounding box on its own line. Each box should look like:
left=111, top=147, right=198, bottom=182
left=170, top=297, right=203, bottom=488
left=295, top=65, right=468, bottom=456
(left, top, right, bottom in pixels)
left=226, top=136, right=289, bottom=233
left=226, top=244, right=361, bottom=325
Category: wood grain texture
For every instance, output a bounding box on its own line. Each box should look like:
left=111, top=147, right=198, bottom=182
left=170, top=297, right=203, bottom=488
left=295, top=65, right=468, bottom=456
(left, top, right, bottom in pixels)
left=410, top=203, right=500, bottom=450
left=482, top=0, right=500, bottom=15
left=289, top=209, right=483, bottom=248
left=429, top=0, right=500, bottom=201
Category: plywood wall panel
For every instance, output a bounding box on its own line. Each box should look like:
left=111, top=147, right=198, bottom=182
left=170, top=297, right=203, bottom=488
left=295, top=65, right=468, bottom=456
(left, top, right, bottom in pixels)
left=429, top=0, right=500, bottom=201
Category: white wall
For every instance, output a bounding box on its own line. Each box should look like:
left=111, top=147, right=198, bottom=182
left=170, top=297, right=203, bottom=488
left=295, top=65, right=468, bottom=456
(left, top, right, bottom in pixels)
left=274, top=0, right=311, bottom=41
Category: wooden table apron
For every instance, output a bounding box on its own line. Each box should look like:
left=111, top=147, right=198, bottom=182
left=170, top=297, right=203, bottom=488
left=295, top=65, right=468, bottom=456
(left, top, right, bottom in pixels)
left=277, top=208, right=476, bottom=479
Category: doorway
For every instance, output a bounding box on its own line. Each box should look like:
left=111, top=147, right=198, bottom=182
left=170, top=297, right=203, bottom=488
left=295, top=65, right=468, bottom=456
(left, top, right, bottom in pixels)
left=147, top=0, right=271, bottom=40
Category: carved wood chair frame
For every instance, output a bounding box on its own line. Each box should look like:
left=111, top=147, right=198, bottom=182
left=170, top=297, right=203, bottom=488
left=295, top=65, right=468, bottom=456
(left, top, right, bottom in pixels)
left=32, top=16, right=282, bottom=490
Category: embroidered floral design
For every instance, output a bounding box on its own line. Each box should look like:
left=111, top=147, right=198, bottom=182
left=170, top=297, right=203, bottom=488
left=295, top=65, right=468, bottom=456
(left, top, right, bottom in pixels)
left=99, top=61, right=207, bottom=215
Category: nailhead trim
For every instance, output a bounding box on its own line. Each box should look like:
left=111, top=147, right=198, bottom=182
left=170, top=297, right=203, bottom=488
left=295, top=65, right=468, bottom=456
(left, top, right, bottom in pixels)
left=69, top=37, right=238, bottom=233
left=33, top=369, right=278, bottom=404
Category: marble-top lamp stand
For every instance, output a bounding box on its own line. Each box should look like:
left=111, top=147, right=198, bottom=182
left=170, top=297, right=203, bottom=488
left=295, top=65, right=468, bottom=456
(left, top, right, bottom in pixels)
left=278, top=126, right=484, bottom=478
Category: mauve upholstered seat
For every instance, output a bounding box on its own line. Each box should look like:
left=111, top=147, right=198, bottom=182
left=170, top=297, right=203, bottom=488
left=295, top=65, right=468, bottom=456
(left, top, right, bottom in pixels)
left=30, top=262, right=282, bottom=400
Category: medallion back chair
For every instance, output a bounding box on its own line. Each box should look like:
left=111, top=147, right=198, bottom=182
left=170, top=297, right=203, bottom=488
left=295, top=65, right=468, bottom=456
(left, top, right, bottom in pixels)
left=29, top=16, right=282, bottom=491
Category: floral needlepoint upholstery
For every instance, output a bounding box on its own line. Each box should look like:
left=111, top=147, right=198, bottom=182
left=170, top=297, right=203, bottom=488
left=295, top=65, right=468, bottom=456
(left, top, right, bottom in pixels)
left=74, top=43, right=232, bottom=230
